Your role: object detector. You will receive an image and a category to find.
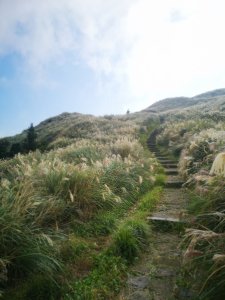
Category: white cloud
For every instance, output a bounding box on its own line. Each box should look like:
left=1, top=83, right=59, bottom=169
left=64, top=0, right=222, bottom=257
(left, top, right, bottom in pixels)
left=121, top=0, right=225, bottom=108
left=0, top=0, right=225, bottom=108
left=0, top=1, right=135, bottom=77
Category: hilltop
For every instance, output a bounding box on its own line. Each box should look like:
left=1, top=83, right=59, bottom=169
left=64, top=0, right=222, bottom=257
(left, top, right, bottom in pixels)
left=0, top=111, right=157, bottom=158
left=1, top=87, right=225, bottom=159
left=144, top=88, right=225, bottom=112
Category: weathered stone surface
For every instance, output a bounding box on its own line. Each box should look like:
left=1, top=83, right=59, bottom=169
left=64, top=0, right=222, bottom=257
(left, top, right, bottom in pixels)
left=160, top=163, right=178, bottom=168
left=127, top=276, right=150, bottom=289
left=155, top=268, right=176, bottom=278
left=128, top=290, right=151, bottom=300
left=147, top=216, right=185, bottom=232
left=165, top=181, right=184, bottom=188
left=165, top=168, right=178, bottom=175
left=174, top=286, right=194, bottom=299
left=147, top=216, right=181, bottom=223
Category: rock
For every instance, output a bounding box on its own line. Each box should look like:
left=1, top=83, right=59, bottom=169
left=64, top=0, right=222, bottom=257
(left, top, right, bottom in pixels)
left=174, top=286, right=194, bottom=299
left=198, top=169, right=209, bottom=175
left=155, top=268, right=176, bottom=278
left=128, top=290, right=152, bottom=300
left=127, top=276, right=150, bottom=289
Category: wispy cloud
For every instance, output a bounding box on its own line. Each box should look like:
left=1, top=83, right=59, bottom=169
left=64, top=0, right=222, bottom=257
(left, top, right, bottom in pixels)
left=0, top=0, right=225, bottom=109
left=0, top=0, right=135, bottom=84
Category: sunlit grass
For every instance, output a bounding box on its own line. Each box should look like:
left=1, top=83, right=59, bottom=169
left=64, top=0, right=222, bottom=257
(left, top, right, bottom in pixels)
left=0, top=115, right=160, bottom=298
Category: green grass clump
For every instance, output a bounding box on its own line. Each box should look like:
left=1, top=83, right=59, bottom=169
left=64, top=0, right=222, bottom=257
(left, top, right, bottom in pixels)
left=109, top=187, right=163, bottom=264
left=155, top=173, right=166, bottom=186
left=60, top=236, right=91, bottom=263
left=187, top=191, right=207, bottom=215
left=111, top=219, right=148, bottom=264
left=66, top=254, right=127, bottom=300
left=138, top=186, right=163, bottom=212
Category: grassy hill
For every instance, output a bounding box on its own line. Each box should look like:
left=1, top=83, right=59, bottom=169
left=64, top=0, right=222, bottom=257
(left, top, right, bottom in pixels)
left=144, top=88, right=225, bottom=113
left=0, top=108, right=162, bottom=299
left=0, top=111, right=158, bottom=158
left=1, top=88, right=225, bottom=299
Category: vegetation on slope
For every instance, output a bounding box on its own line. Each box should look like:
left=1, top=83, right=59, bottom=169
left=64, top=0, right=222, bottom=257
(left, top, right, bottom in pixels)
left=1, top=87, right=225, bottom=299
left=0, top=113, right=163, bottom=299
left=153, top=93, right=225, bottom=300
left=145, top=88, right=225, bottom=113
left=0, top=112, right=157, bottom=158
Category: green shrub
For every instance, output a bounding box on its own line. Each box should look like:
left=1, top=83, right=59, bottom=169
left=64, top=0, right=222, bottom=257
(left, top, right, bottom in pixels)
left=111, top=219, right=148, bottom=264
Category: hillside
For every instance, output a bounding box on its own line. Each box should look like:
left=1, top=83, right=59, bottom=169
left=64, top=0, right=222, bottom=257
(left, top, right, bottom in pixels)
left=0, top=111, right=157, bottom=159
left=144, top=88, right=225, bottom=112
left=1, top=88, right=225, bottom=299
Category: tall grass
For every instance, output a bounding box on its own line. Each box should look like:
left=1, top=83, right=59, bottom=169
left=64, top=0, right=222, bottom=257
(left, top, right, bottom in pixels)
left=182, top=177, right=225, bottom=299
left=0, top=182, right=62, bottom=298
left=0, top=120, right=160, bottom=298
left=66, top=186, right=162, bottom=299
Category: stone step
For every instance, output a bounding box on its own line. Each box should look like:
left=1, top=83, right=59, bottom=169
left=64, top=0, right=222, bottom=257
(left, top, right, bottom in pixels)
left=158, top=159, right=177, bottom=163
left=147, top=216, right=185, bottom=232
left=165, top=181, right=184, bottom=188
left=165, top=169, right=178, bottom=175
left=160, top=163, right=178, bottom=168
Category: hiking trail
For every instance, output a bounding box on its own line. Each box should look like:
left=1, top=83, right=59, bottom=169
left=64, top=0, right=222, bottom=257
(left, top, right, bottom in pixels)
left=119, top=131, right=191, bottom=300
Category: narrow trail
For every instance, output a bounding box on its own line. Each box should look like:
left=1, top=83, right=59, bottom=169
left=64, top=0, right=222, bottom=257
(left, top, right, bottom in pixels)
left=119, top=132, right=190, bottom=300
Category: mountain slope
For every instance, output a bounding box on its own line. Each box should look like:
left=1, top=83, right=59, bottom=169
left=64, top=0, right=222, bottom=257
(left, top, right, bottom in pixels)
left=144, top=88, right=225, bottom=112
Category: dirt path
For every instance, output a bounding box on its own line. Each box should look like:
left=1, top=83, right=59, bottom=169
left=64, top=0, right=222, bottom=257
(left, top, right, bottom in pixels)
left=118, top=137, right=190, bottom=300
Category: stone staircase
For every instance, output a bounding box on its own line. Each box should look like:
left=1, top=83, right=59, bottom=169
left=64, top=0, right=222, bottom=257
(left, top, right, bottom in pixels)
left=120, top=132, right=190, bottom=300
left=147, top=132, right=186, bottom=224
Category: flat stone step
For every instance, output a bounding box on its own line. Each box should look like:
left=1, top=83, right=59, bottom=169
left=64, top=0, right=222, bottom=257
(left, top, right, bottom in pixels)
left=147, top=216, right=182, bottom=223
left=160, top=163, right=178, bottom=168
left=147, top=216, right=185, bottom=231
left=158, top=159, right=177, bottom=163
left=165, top=181, right=184, bottom=188
left=165, top=169, right=178, bottom=175
left=127, top=276, right=150, bottom=289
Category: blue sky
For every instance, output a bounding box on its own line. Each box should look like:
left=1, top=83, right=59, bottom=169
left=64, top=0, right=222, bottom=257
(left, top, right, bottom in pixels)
left=1, top=0, right=225, bottom=137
